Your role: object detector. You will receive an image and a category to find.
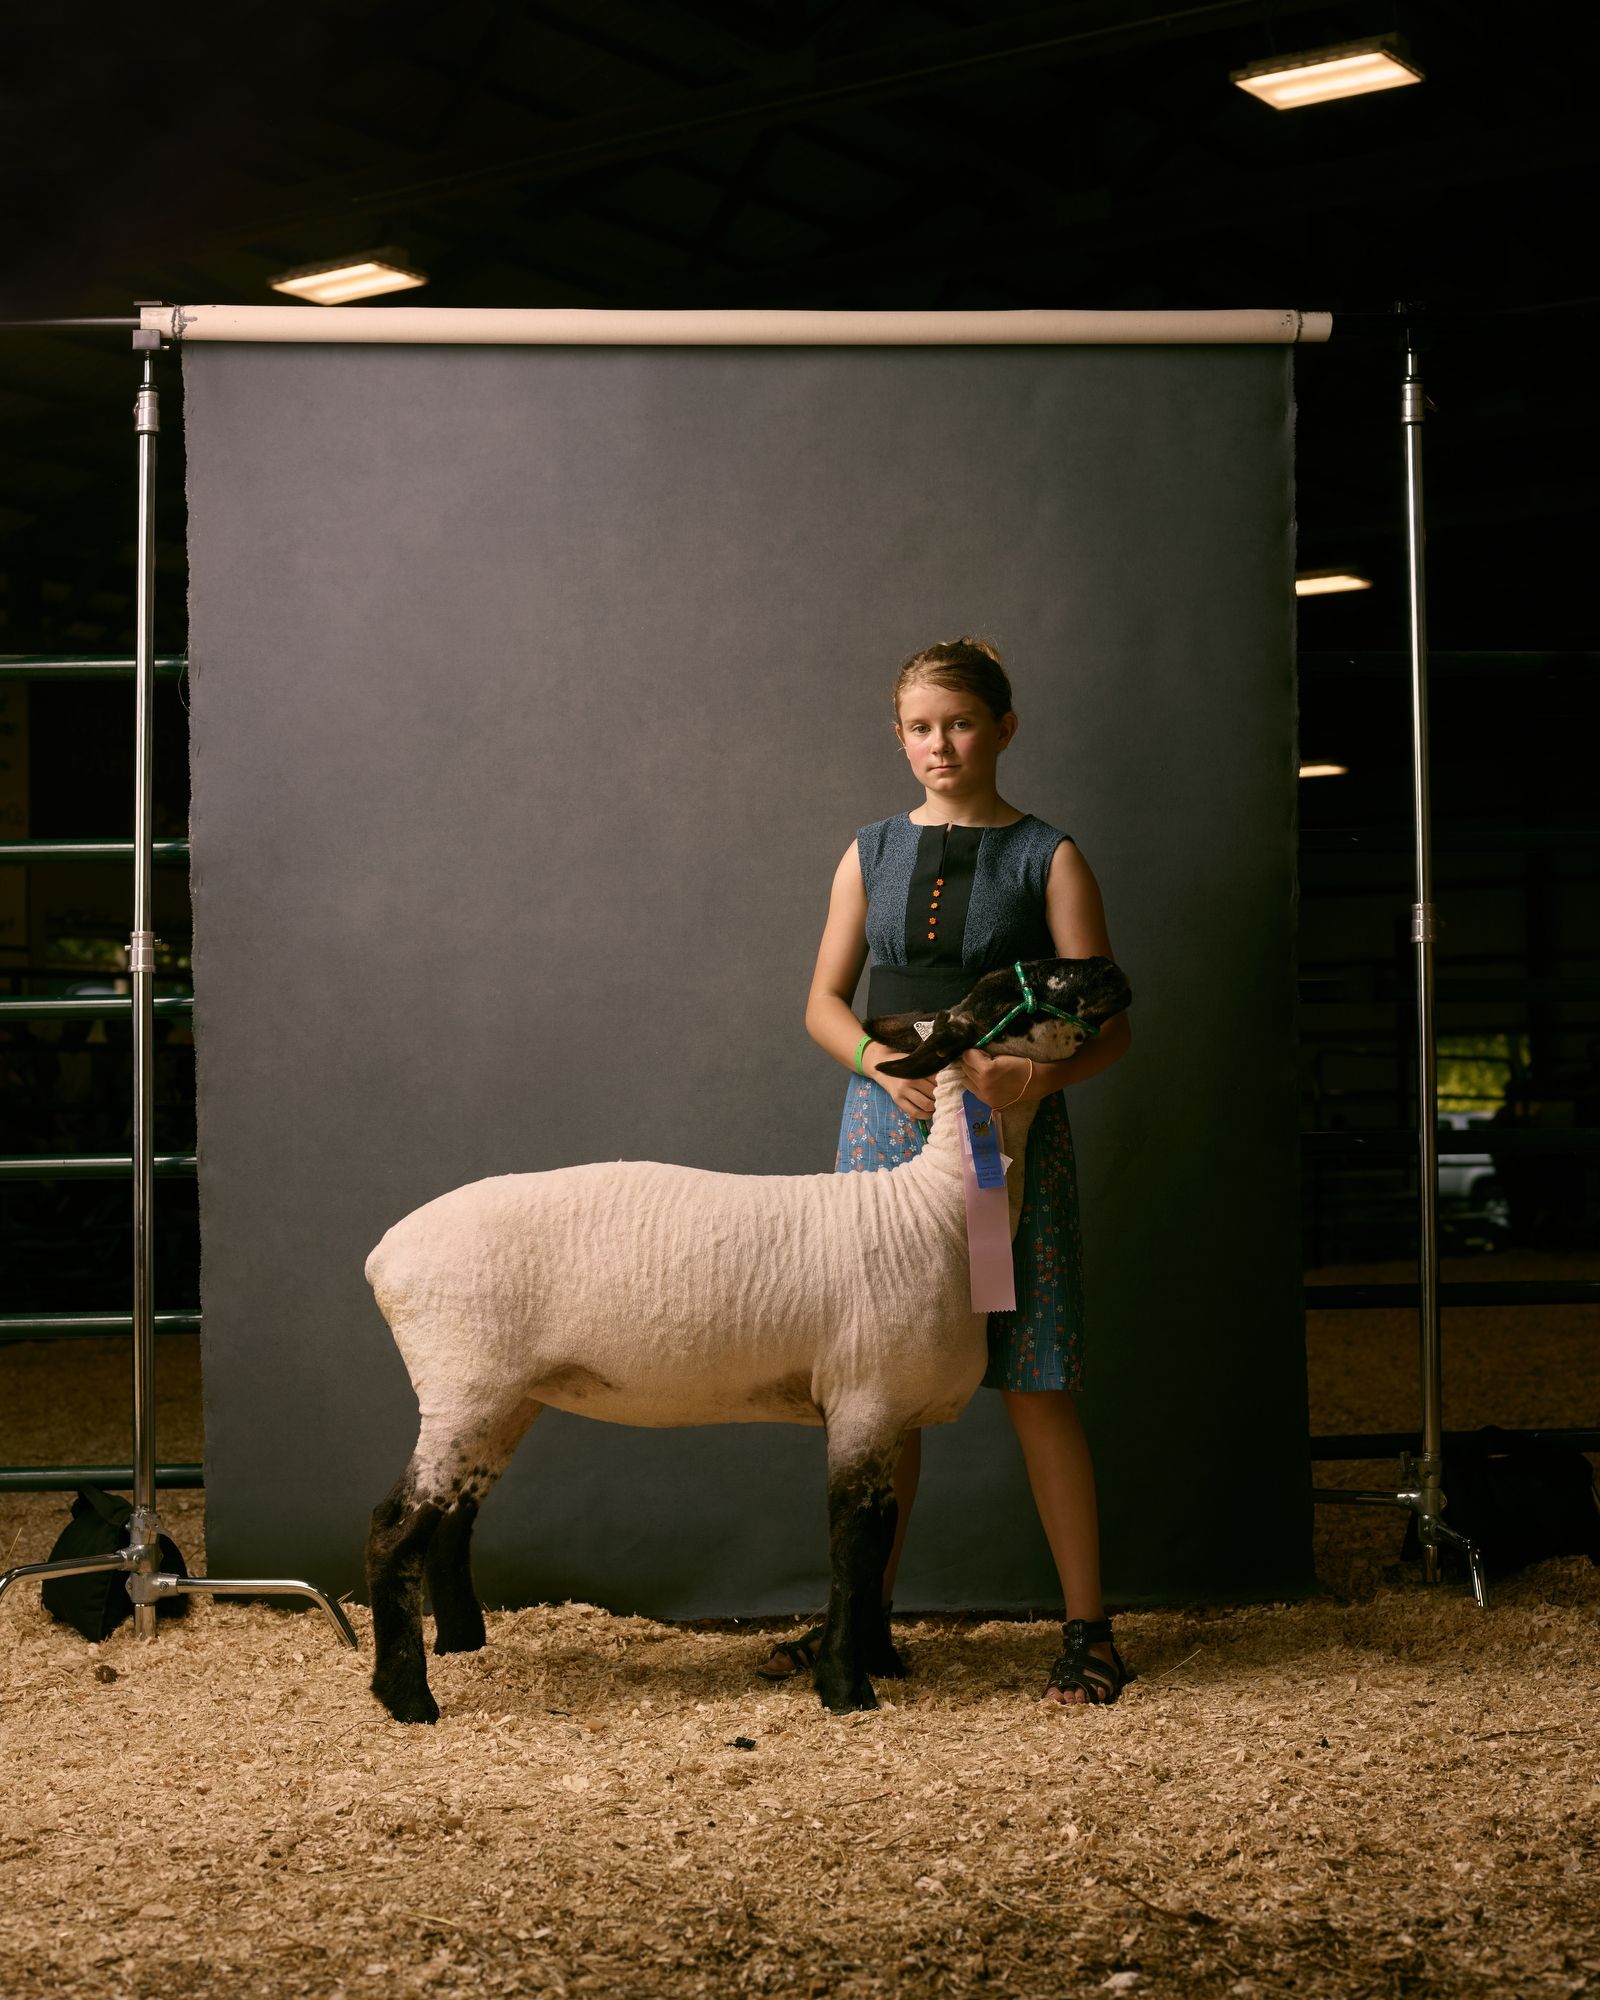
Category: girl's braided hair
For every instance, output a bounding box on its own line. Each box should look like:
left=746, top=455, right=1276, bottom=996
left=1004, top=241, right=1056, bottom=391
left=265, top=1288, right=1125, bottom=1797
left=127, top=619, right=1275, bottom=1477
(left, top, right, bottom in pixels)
left=892, top=635, right=1013, bottom=724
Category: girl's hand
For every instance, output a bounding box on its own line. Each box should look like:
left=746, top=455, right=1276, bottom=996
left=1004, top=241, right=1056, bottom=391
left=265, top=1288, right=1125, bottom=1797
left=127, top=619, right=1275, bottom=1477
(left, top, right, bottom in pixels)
left=959, top=1047, right=1034, bottom=1110
left=865, top=1047, right=936, bottom=1122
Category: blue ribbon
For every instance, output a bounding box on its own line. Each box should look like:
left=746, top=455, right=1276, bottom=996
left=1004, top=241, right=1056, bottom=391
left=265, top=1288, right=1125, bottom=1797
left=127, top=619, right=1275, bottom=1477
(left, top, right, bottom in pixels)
left=961, top=1090, right=1007, bottom=1189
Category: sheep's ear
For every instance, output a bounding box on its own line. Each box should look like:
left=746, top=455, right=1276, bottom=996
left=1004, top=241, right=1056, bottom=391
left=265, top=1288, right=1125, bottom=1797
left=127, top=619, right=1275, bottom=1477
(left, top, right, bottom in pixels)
left=863, top=1007, right=975, bottom=1079
left=860, top=1010, right=931, bottom=1054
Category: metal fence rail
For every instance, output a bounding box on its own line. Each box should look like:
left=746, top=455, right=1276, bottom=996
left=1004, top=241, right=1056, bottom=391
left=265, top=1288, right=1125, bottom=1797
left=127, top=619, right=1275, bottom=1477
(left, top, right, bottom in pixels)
left=1312, top=1427, right=1600, bottom=1461
left=0, top=997, right=193, bottom=1019
left=0, top=1465, right=202, bottom=1492
left=1, top=1313, right=201, bottom=1344
left=0, top=839, right=189, bottom=863
left=0, top=655, right=187, bottom=678
left=1, top=650, right=203, bottom=1497
left=1307, top=1279, right=1600, bottom=1309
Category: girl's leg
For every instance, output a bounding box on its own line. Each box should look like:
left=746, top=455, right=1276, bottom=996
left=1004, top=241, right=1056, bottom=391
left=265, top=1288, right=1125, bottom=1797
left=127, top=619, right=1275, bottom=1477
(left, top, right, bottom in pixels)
left=1001, top=1388, right=1117, bottom=1704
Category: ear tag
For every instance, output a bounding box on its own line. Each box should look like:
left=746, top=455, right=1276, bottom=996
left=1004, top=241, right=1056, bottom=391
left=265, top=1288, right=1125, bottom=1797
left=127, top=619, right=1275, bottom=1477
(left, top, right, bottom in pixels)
left=961, top=1090, right=1008, bottom=1190
left=913, top=1020, right=935, bottom=1041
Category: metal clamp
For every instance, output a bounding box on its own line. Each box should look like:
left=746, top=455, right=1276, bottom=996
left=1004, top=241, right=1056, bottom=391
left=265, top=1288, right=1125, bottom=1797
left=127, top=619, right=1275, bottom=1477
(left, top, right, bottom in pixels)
left=132, top=300, right=165, bottom=353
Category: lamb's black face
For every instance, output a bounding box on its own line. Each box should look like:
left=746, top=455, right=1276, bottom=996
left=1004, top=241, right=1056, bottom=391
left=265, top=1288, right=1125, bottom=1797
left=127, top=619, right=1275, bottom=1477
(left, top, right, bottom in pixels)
left=865, top=956, right=1132, bottom=1079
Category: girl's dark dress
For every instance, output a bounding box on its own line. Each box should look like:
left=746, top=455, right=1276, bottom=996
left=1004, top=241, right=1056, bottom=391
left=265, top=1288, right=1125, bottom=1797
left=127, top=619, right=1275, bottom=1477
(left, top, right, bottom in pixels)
left=835, top=811, right=1087, bottom=1393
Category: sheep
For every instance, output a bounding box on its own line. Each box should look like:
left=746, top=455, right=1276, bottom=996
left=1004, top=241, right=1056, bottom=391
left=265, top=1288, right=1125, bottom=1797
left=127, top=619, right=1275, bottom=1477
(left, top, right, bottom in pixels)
left=363, top=954, right=1132, bottom=1723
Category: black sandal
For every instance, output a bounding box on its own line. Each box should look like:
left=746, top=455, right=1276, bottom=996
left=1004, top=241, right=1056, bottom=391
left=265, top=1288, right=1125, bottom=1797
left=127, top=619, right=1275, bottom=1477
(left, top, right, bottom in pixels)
left=756, top=1621, right=824, bottom=1680
left=756, top=1603, right=905, bottom=1681
left=1043, top=1615, right=1135, bottom=1706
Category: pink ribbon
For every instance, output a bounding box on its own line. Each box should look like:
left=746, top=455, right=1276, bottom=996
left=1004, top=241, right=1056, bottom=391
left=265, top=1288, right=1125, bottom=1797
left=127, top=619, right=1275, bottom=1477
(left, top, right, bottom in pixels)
left=958, top=1107, right=1016, bottom=1313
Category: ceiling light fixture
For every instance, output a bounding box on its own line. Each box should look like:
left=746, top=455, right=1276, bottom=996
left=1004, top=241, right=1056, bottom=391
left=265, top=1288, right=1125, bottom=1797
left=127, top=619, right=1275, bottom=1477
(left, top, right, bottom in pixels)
left=1295, top=569, right=1373, bottom=597
left=1232, top=36, right=1423, bottom=110
left=268, top=249, right=428, bottom=305
left=1299, top=763, right=1350, bottom=778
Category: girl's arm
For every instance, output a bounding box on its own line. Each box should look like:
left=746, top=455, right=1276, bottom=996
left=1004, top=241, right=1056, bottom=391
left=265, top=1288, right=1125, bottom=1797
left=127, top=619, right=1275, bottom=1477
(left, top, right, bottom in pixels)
left=805, top=841, right=936, bottom=1120
left=962, top=838, right=1131, bottom=1107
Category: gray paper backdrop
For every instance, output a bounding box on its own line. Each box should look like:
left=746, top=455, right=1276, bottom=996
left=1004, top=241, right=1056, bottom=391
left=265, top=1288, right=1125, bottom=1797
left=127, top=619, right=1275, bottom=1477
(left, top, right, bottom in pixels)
left=182, top=339, right=1310, bottom=1614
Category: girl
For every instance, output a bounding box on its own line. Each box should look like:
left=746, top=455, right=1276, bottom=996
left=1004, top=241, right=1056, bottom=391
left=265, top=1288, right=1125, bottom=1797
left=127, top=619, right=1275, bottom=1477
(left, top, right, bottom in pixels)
left=756, top=636, right=1135, bottom=1706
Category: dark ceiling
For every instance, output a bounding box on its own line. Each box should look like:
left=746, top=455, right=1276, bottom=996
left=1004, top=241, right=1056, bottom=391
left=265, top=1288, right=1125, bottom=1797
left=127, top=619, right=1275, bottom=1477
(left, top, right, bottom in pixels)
left=2, top=0, right=1597, bottom=659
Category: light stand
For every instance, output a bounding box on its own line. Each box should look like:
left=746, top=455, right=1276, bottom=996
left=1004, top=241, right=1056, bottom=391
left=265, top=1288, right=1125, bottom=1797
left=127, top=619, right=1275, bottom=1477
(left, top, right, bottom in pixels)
left=0, top=328, right=357, bottom=1649
left=1309, top=306, right=1488, bottom=1607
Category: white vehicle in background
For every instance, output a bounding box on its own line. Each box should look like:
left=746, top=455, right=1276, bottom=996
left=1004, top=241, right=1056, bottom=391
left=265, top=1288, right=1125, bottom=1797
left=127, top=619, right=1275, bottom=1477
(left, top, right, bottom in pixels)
left=1437, top=1111, right=1510, bottom=1232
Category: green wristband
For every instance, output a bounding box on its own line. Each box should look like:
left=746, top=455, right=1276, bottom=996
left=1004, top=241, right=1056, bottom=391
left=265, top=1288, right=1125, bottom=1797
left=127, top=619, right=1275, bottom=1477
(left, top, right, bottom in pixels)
left=853, top=1032, right=873, bottom=1074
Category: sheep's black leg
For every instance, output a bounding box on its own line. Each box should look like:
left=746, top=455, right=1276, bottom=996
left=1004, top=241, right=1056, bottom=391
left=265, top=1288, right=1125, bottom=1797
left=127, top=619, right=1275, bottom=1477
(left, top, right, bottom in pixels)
left=816, top=1427, right=900, bottom=1714
left=421, top=1402, right=542, bottom=1657
left=868, top=1596, right=908, bottom=1679
left=371, top=1398, right=543, bottom=1714
left=425, top=1491, right=485, bottom=1655
left=366, top=1471, right=445, bottom=1725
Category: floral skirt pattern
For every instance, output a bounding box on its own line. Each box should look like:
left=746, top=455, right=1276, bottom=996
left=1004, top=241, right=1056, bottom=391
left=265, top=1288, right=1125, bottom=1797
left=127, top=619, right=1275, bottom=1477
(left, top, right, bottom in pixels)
left=834, top=1074, right=1086, bottom=1393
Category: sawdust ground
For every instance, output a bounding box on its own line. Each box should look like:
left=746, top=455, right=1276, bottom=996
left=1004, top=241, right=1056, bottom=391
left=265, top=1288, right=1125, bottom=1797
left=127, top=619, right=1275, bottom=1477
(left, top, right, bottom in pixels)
left=2, top=1247, right=1596, bottom=1999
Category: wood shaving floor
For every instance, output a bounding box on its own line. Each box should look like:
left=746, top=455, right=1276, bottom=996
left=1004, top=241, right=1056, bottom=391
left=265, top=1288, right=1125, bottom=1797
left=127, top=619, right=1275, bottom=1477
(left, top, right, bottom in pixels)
left=2, top=1248, right=1596, bottom=1998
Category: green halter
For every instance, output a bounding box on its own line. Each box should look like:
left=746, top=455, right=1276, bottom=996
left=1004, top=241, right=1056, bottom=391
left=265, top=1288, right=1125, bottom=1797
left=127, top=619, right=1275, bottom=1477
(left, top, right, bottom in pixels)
left=974, top=960, right=1101, bottom=1049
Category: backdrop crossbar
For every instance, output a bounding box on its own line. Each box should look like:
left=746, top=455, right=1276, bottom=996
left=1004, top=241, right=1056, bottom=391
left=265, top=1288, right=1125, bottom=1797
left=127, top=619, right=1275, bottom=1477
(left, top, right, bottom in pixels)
left=145, top=304, right=1332, bottom=346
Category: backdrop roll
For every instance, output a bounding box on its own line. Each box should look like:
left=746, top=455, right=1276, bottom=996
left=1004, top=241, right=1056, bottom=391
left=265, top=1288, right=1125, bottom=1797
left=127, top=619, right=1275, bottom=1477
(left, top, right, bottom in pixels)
left=183, top=337, right=1310, bottom=1614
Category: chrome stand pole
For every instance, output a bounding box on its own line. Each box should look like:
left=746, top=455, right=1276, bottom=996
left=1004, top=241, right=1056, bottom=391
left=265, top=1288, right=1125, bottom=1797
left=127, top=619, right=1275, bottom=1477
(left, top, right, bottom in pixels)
left=0, top=320, right=357, bottom=1652
left=1401, top=322, right=1445, bottom=1586
left=1310, top=305, right=1486, bottom=1606
left=129, top=352, right=161, bottom=1636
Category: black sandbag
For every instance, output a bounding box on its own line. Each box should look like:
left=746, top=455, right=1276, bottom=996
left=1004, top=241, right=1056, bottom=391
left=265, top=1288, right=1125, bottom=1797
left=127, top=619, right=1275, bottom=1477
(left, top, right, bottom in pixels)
left=1400, top=1425, right=1600, bottom=1579
left=39, top=1486, right=190, bottom=1640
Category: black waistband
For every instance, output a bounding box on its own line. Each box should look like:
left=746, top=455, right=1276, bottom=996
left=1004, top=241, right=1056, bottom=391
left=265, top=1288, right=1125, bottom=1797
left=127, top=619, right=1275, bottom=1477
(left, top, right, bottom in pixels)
left=865, top=961, right=977, bottom=1020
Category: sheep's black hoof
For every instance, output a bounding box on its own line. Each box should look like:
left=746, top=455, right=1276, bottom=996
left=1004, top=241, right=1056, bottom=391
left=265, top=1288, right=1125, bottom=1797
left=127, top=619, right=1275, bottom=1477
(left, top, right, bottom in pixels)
left=372, top=1675, right=440, bottom=1726
left=816, top=1671, right=879, bottom=1714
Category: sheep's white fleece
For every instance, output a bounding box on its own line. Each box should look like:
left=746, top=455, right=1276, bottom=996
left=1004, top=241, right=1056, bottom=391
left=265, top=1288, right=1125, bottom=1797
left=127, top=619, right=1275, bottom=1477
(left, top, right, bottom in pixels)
left=366, top=1063, right=1039, bottom=1467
